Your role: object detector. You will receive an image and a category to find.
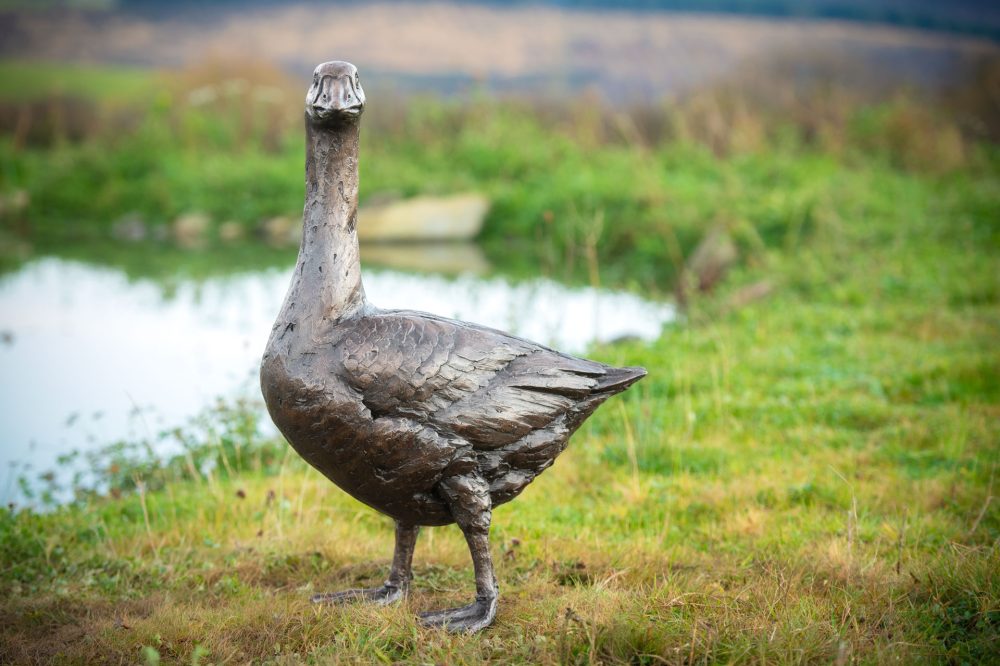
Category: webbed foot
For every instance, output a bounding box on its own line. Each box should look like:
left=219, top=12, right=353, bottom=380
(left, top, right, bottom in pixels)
left=419, top=474, right=500, bottom=633
left=418, top=590, right=498, bottom=633
left=311, top=583, right=405, bottom=606
left=312, top=522, right=419, bottom=609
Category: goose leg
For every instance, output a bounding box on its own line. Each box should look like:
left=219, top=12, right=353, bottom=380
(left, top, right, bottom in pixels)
left=312, top=521, right=419, bottom=606
left=419, top=475, right=498, bottom=633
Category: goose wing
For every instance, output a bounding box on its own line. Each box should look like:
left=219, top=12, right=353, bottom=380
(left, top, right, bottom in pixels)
left=336, top=309, right=635, bottom=449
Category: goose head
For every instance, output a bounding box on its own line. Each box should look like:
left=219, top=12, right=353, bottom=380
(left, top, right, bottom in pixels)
left=306, top=61, right=365, bottom=127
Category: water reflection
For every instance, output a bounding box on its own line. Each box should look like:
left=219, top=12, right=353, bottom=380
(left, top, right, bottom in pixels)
left=0, top=256, right=673, bottom=502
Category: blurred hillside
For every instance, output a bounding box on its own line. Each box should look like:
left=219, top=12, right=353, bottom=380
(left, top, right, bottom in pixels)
left=1, top=2, right=997, bottom=101
left=5, top=0, right=1000, bottom=40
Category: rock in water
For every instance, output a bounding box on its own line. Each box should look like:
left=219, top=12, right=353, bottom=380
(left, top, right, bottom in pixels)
left=358, top=193, right=489, bottom=242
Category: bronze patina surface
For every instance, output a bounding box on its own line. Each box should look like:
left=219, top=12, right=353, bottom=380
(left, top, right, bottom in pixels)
left=260, top=61, right=646, bottom=633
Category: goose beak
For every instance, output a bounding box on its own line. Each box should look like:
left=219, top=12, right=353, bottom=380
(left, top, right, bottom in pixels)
left=309, top=101, right=363, bottom=123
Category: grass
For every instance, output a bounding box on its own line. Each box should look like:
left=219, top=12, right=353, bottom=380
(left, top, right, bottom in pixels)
left=2, top=287, right=997, bottom=662
left=0, top=61, right=153, bottom=102
left=1, top=60, right=999, bottom=663
left=3, top=163, right=998, bottom=663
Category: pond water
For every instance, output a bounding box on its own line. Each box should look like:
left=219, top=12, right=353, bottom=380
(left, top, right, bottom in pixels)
left=0, top=253, right=674, bottom=504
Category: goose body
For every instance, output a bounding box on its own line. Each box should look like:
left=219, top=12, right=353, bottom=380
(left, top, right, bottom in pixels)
left=262, top=307, right=644, bottom=526
left=260, top=61, right=645, bottom=632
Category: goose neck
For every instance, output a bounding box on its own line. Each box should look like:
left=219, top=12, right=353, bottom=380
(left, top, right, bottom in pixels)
left=296, top=118, right=366, bottom=322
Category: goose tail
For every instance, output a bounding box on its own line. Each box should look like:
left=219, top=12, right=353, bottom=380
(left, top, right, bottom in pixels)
left=595, top=365, right=647, bottom=394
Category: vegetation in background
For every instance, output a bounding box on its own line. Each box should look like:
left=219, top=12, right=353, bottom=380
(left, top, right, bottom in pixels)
left=0, top=58, right=998, bottom=663
left=1, top=57, right=997, bottom=291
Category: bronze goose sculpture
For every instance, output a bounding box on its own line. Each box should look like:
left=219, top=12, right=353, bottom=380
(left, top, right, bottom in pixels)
left=260, top=61, right=646, bottom=633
